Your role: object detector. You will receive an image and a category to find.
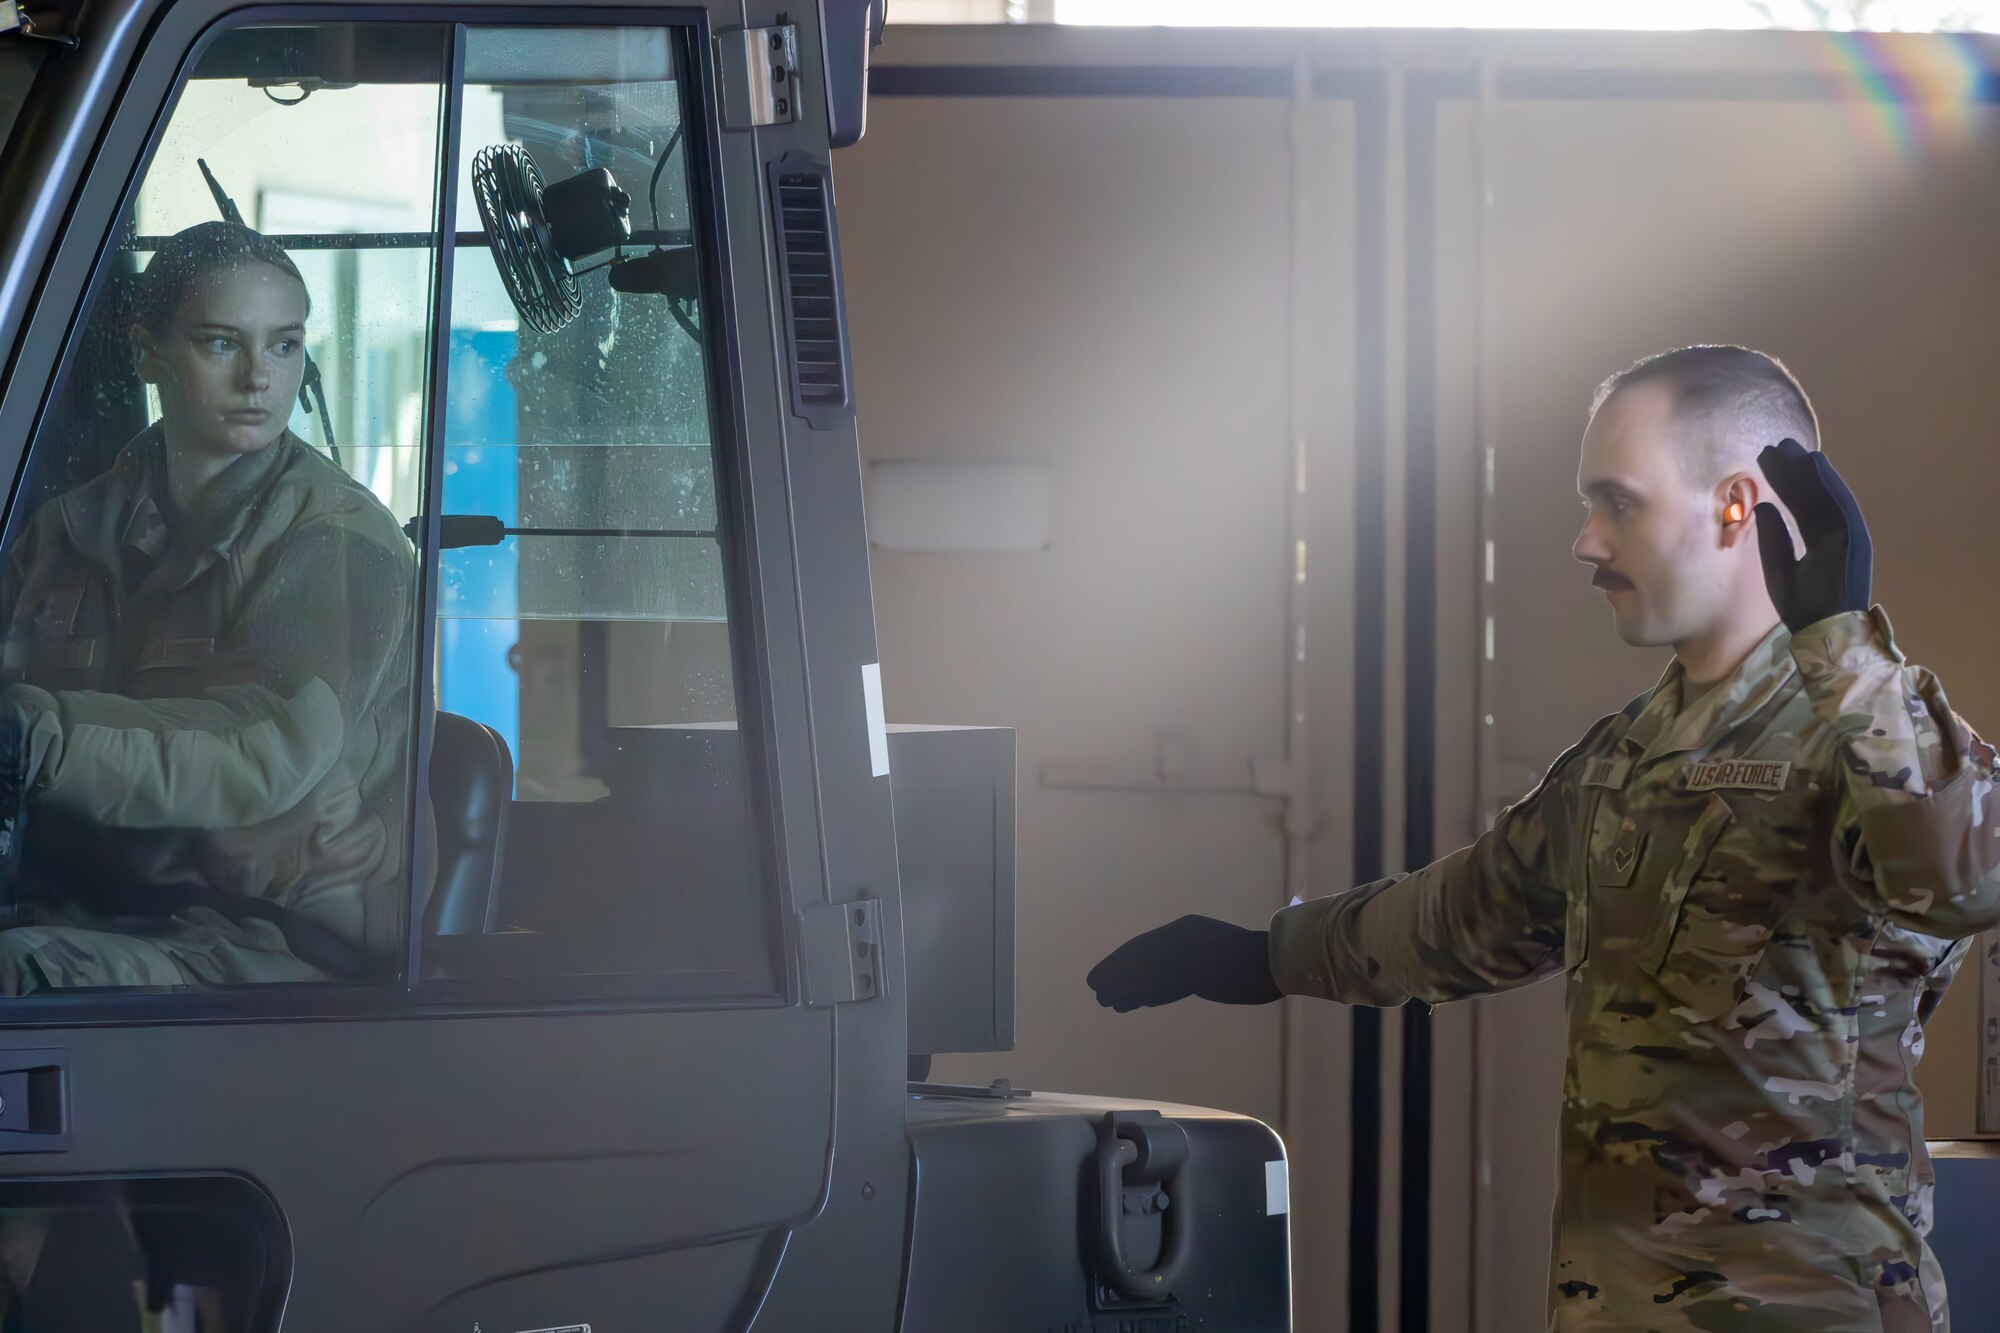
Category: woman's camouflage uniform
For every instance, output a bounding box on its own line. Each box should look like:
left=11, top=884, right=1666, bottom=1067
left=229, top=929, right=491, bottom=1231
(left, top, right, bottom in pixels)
left=0, top=426, right=413, bottom=990
left=1271, top=609, right=2000, bottom=1332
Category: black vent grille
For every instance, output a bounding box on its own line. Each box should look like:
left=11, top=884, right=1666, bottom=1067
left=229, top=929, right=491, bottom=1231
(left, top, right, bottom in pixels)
left=769, top=154, right=853, bottom=428
left=778, top=174, right=841, bottom=398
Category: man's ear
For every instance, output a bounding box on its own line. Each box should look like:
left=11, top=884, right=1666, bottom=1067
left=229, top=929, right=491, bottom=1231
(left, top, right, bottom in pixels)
left=128, top=323, right=162, bottom=385
left=1719, top=472, right=1760, bottom=548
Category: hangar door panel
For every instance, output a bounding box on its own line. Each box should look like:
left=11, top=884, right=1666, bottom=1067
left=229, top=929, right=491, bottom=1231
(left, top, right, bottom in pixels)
left=1444, top=89, right=2000, bottom=1332
left=841, top=81, right=1362, bottom=1331
left=0, top=12, right=839, bottom=1330
left=848, top=93, right=1298, bottom=1123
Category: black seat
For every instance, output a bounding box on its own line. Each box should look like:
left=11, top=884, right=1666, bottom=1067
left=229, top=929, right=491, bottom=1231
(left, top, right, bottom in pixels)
left=426, top=712, right=513, bottom=936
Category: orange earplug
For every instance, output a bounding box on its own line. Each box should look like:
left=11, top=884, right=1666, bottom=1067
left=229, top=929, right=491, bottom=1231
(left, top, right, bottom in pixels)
left=1726, top=502, right=1746, bottom=523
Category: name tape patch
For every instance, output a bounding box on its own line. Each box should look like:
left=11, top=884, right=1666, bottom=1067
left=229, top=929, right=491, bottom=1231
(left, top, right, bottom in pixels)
left=1684, top=758, right=1791, bottom=793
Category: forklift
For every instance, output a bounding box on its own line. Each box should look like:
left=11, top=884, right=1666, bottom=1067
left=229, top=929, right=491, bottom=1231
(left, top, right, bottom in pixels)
left=0, top=2, right=1287, bottom=1327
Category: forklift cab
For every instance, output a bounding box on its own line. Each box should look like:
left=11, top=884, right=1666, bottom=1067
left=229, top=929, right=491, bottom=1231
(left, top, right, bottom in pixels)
left=0, top=2, right=1288, bottom=1328
left=0, top=4, right=911, bottom=1325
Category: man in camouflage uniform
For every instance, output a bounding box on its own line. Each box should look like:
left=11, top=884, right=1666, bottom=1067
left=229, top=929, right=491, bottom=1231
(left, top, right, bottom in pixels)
left=0, top=221, right=413, bottom=992
left=1090, top=346, right=1997, bottom=1330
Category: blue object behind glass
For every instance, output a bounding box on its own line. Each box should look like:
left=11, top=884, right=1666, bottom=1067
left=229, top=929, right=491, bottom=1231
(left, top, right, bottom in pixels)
left=439, top=328, right=520, bottom=777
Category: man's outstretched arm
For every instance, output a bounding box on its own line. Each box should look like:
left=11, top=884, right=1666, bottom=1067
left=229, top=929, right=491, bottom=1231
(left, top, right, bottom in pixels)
left=1089, top=738, right=1594, bottom=1013
left=1267, top=774, right=1572, bottom=1008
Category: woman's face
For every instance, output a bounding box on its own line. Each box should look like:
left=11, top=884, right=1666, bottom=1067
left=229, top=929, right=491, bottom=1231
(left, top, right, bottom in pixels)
left=132, top=261, right=308, bottom=462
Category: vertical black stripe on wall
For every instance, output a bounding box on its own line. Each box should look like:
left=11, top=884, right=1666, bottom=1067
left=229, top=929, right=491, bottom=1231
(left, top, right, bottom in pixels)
left=1399, top=80, right=1442, bottom=1333
left=1341, top=69, right=1390, bottom=1333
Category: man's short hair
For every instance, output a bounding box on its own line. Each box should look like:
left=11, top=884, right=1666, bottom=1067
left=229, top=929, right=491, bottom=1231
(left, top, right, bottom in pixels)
left=1591, top=345, right=1819, bottom=482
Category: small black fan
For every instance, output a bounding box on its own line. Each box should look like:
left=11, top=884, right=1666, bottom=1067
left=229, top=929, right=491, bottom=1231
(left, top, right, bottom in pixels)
left=471, top=141, right=703, bottom=343
left=471, top=143, right=633, bottom=334
left=470, top=145, right=576, bottom=334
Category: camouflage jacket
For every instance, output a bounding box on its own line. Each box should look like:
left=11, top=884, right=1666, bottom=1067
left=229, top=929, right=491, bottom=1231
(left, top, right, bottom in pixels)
left=0, top=427, right=415, bottom=972
left=1270, top=609, right=2000, bottom=1332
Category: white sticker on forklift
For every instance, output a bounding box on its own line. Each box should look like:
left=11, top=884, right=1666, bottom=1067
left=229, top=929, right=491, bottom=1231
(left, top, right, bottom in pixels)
left=863, top=662, right=889, bottom=777
left=1265, top=1159, right=1289, bottom=1216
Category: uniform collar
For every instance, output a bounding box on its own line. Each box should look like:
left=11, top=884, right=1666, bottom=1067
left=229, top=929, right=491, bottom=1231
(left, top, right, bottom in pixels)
left=1622, top=620, right=1798, bottom=765
left=119, top=425, right=296, bottom=565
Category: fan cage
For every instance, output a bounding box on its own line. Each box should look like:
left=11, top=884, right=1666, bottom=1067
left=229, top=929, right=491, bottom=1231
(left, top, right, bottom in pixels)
left=470, top=143, right=583, bottom=335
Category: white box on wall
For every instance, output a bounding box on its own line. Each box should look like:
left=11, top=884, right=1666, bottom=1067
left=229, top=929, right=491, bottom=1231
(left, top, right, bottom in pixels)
left=865, top=459, right=1053, bottom=553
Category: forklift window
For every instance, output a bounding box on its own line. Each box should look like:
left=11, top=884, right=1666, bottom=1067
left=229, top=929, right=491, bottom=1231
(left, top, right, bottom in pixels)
left=424, top=26, right=780, bottom=992
left=0, top=23, right=448, bottom=996
left=0, top=19, right=775, bottom=1004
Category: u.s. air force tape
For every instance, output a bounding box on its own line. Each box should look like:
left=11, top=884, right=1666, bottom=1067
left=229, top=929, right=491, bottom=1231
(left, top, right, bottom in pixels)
left=1684, top=758, right=1791, bottom=792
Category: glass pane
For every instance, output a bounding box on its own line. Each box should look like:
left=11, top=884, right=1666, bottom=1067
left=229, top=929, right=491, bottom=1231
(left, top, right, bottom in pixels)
left=442, top=534, right=726, bottom=621
left=0, top=24, right=447, bottom=994
left=428, top=26, right=776, bottom=989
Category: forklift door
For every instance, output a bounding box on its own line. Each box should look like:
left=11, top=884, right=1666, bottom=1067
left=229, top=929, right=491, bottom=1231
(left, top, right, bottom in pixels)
left=0, top=2, right=903, bottom=1328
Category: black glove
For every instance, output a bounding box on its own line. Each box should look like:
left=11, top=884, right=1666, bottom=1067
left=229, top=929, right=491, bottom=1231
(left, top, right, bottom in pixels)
left=1754, top=438, right=1872, bottom=633
left=1087, top=914, right=1283, bottom=1012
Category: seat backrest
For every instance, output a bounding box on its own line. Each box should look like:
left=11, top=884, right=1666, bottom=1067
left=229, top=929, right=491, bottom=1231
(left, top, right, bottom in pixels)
left=426, top=711, right=512, bottom=935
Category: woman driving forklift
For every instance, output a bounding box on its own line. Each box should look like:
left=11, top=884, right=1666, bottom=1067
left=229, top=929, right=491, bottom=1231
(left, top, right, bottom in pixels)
left=0, top=220, right=416, bottom=994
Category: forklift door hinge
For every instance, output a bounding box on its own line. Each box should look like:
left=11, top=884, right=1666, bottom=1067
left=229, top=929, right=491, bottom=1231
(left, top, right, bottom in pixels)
left=716, top=24, right=799, bottom=131
left=799, top=897, right=883, bottom=1008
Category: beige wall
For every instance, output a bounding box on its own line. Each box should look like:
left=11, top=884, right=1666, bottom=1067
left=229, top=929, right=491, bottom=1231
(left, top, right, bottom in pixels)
left=838, top=24, right=2000, bottom=1333
left=837, top=73, right=1365, bottom=1330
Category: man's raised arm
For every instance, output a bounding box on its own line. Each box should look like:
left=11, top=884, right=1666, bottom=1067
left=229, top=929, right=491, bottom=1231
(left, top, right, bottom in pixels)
left=1755, top=438, right=2000, bottom=941
left=1793, top=608, right=2000, bottom=940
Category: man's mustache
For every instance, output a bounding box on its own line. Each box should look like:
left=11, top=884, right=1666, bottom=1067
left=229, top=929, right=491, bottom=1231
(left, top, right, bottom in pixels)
left=1591, top=567, right=1633, bottom=591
